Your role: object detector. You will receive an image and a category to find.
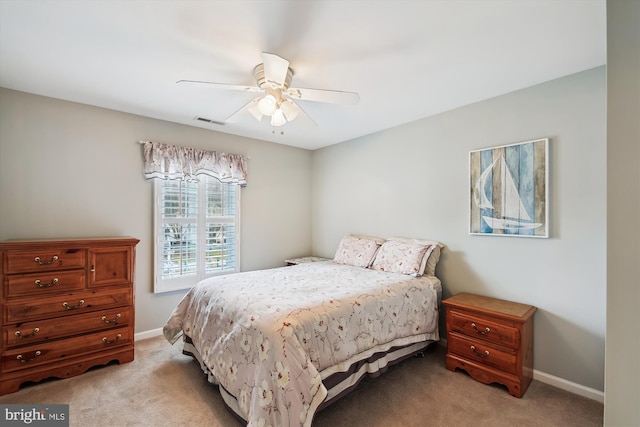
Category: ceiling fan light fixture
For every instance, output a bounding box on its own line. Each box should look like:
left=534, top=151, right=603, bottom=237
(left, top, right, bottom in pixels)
left=247, top=102, right=263, bottom=121
left=280, top=99, right=298, bottom=122
left=258, top=94, right=277, bottom=116
left=270, top=108, right=286, bottom=126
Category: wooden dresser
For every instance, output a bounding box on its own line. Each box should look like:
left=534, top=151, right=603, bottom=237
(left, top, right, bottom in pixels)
left=443, top=292, right=536, bottom=398
left=0, top=237, right=139, bottom=395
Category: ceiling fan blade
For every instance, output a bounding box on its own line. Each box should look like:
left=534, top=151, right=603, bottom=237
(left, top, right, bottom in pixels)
left=285, top=87, right=360, bottom=105
left=177, top=80, right=263, bottom=93
left=224, top=97, right=262, bottom=123
left=261, top=52, right=290, bottom=87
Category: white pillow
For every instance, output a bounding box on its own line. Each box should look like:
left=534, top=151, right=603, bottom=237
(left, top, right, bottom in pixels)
left=333, top=235, right=382, bottom=267
left=387, top=237, right=444, bottom=276
left=370, top=240, right=428, bottom=276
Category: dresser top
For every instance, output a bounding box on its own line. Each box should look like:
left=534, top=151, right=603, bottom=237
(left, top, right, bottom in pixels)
left=443, top=292, right=536, bottom=320
left=0, top=237, right=139, bottom=250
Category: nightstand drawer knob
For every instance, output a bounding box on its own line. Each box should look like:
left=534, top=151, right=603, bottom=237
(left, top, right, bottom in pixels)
left=17, top=350, right=42, bottom=363
left=470, top=345, right=490, bottom=358
left=103, top=334, right=122, bottom=345
left=101, top=313, right=121, bottom=324
left=471, top=323, right=491, bottom=335
left=15, top=327, right=40, bottom=339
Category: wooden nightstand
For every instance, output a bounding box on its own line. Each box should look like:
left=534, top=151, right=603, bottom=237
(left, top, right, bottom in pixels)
left=285, top=257, right=330, bottom=266
left=442, top=292, right=536, bottom=398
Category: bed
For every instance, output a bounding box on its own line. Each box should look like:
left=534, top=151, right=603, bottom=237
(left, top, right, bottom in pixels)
left=163, top=235, right=443, bottom=427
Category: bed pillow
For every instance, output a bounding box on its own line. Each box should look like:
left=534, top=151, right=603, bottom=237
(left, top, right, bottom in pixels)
left=423, top=245, right=442, bottom=276
left=348, top=233, right=386, bottom=245
left=333, top=235, right=382, bottom=267
left=387, top=237, right=444, bottom=276
left=370, top=240, right=429, bottom=276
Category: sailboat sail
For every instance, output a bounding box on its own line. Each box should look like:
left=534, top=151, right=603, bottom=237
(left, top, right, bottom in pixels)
left=473, top=156, right=497, bottom=210
left=499, top=155, right=532, bottom=221
left=475, top=154, right=541, bottom=231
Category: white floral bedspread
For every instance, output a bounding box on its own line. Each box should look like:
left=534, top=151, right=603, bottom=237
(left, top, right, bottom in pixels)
left=163, top=261, right=440, bottom=427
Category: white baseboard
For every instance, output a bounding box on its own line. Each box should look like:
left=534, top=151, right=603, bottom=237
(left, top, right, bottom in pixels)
left=438, top=338, right=603, bottom=403
left=533, top=369, right=604, bottom=403
left=135, top=328, right=164, bottom=341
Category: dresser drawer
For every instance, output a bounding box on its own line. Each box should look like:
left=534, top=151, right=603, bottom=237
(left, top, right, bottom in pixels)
left=3, top=307, right=132, bottom=347
left=448, top=310, right=520, bottom=349
left=4, top=288, right=132, bottom=323
left=1, top=326, right=131, bottom=373
left=448, top=332, right=517, bottom=375
left=5, top=269, right=85, bottom=298
left=3, top=249, right=85, bottom=274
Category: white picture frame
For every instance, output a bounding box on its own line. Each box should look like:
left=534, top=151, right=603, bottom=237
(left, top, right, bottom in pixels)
left=469, top=138, right=549, bottom=238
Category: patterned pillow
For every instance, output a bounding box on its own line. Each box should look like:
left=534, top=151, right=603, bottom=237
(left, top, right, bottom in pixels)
left=387, top=237, right=444, bottom=276
left=370, top=241, right=429, bottom=276
left=333, top=235, right=382, bottom=267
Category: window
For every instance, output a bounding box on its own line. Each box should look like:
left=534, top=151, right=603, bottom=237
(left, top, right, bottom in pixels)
left=153, top=176, right=240, bottom=293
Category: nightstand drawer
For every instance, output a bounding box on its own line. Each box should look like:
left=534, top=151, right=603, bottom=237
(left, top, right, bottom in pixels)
left=448, top=310, right=520, bottom=349
left=448, top=332, right=517, bottom=375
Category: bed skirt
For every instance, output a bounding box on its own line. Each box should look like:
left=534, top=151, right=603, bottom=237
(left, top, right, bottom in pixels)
left=182, top=335, right=437, bottom=423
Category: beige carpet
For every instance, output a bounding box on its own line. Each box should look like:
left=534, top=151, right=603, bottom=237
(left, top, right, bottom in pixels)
left=0, top=336, right=603, bottom=427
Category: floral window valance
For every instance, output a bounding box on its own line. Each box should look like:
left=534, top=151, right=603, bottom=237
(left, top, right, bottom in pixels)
left=142, top=141, right=247, bottom=186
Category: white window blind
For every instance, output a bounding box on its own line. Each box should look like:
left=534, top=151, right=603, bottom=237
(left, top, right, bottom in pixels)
left=154, top=176, right=240, bottom=293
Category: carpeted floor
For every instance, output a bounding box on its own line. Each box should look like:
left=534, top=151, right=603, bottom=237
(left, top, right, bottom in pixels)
left=0, top=336, right=603, bottom=427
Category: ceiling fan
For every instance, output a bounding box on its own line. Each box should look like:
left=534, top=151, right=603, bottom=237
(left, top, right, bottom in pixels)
left=178, top=52, right=360, bottom=127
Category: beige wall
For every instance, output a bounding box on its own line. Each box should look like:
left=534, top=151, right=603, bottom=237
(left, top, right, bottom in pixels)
left=312, top=67, right=607, bottom=392
left=605, top=0, right=640, bottom=425
left=0, top=88, right=313, bottom=332
left=0, top=65, right=619, bottom=398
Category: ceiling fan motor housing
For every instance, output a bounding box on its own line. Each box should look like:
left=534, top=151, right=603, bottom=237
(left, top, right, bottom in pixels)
left=254, top=63, right=293, bottom=90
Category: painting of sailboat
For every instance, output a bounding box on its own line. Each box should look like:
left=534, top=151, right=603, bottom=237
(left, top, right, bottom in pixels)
left=470, top=138, right=548, bottom=237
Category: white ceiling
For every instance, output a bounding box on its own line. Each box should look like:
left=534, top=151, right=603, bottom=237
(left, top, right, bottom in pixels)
left=0, top=0, right=606, bottom=150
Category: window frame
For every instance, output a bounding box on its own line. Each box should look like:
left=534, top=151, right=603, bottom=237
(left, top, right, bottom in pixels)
left=153, top=177, right=241, bottom=293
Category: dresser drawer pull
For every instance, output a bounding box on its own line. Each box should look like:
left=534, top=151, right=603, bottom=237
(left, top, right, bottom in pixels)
left=35, top=277, right=59, bottom=288
left=103, top=334, right=122, bottom=345
left=15, top=327, right=40, bottom=339
left=34, top=255, right=58, bottom=265
left=470, top=345, right=490, bottom=358
left=17, top=351, right=42, bottom=363
left=63, top=299, right=85, bottom=310
left=101, top=314, right=121, bottom=324
left=471, top=323, right=491, bottom=335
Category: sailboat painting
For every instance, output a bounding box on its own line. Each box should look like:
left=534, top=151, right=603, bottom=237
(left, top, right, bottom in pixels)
left=470, top=138, right=549, bottom=238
